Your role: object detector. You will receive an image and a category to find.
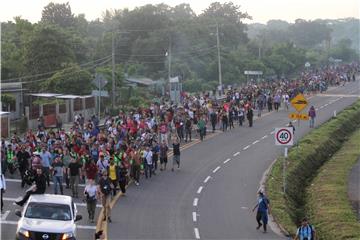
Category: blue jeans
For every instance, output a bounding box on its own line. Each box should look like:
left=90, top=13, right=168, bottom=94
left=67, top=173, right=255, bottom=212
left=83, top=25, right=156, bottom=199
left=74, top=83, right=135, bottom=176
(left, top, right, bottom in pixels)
left=53, top=176, right=63, bottom=194
left=309, top=118, right=315, bottom=128
left=145, top=163, right=152, bottom=178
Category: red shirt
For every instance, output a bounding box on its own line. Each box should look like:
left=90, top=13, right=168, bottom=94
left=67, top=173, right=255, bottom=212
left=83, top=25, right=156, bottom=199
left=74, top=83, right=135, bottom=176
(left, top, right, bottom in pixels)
left=85, top=162, right=98, bottom=180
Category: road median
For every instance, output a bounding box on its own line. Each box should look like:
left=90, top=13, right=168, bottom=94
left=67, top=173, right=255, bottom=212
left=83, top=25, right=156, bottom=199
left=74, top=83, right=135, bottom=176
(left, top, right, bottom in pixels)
left=265, top=100, right=360, bottom=237
left=307, top=128, right=360, bottom=240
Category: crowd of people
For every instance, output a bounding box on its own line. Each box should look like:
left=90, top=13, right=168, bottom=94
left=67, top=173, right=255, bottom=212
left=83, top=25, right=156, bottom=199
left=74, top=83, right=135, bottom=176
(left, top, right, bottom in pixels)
left=0, top=63, right=358, bottom=225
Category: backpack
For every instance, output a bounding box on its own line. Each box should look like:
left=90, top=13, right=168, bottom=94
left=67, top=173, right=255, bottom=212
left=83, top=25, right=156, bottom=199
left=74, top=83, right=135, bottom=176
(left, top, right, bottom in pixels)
left=297, top=225, right=314, bottom=240
left=101, top=179, right=112, bottom=195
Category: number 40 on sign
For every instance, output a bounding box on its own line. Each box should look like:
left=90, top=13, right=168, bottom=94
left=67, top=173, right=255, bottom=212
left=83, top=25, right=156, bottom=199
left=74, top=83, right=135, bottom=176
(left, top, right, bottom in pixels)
left=274, top=127, right=294, bottom=146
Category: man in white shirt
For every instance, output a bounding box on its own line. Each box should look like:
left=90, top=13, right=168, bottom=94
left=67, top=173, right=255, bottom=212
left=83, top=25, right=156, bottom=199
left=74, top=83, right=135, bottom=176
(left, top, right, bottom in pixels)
left=143, top=146, right=153, bottom=179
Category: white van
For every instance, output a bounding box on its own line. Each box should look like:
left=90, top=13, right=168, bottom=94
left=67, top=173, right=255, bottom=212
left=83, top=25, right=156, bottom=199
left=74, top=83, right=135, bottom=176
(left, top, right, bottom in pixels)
left=15, top=194, right=82, bottom=240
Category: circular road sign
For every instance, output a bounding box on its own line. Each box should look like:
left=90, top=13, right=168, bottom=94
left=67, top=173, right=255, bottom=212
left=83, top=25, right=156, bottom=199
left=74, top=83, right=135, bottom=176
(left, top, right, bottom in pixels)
left=275, top=128, right=293, bottom=146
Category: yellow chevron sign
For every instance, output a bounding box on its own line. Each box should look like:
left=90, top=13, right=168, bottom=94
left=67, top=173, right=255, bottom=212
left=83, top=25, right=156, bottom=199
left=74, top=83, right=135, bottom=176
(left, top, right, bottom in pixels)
left=291, top=94, right=308, bottom=112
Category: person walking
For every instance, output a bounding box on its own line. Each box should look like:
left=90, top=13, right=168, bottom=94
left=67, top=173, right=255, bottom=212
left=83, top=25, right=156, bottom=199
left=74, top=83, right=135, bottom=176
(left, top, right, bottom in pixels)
left=51, top=156, right=64, bottom=195
left=16, top=145, right=30, bottom=188
left=84, top=179, right=97, bottom=223
left=0, top=173, right=6, bottom=213
left=221, top=112, right=228, bottom=132
left=210, top=111, right=217, bottom=133
left=68, top=158, right=82, bottom=198
left=308, top=106, right=316, bottom=128
left=131, top=149, right=141, bottom=186
left=238, top=106, right=245, bottom=126
left=247, top=107, right=254, bottom=127
left=98, top=170, right=113, bottom=223
left=96, top=153, right=109, bottom=179
left=108, top=158, right=118, bottom=196
left=117, top=162, right=127, bottom=195
left=143, top=146, right=153, bottom=179
left=185, top=117, right=192, bottom=142
left=294, top=217, right=317, bottom=240
left=171, top=137, right=181, bottom=172
left=252, top=190, right=271, bottom=233
left=197, top=117, right=206, bottom=141
left=15, top=168, right=46, bottom=207
left=159, top=141, right=168, bottom=171
left=40, top=147, right=52, bottom=186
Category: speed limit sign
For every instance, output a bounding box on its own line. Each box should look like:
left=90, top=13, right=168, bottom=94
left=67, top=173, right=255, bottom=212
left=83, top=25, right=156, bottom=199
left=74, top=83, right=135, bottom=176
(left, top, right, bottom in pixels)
left=275, top=127, right=293, bottom=146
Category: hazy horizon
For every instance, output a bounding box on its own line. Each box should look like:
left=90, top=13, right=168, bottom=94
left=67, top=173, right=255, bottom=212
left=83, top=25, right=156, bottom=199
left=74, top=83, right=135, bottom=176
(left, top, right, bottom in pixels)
left=1, top=0, right=359, bottom=24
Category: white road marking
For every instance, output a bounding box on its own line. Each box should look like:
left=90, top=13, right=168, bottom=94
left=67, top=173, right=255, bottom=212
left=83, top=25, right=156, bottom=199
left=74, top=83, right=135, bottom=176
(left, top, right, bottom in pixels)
left=192, top=212, right=197, bottom=222
left=194, top=228, right=200, bottom=239
left=315, top=108, right=319, bottom=111
left=233, top=152, right=240, bottom=156
left=1, top=211, right=10, bottom=220
left=193, top=198, right=199, bottom=207
left=213, top=166, right=221, bottom=173
left=197, top=186, right=203, bottom=194
left=204, top=176, right=211, bottom=183
left=241, top=207, right=249, bottom=210
left=3, top=197, right=102, bottom=208
left=243, top=145, right=250, bottom=150
left=223, top=158, right=231, bottom=164
left=319, top=106, right=324, bottom=109
left=6, top=178, right=86, bottom=187
left=324, top=103, right=329, bottom=107
left=0, top=220, right=96, bottom=229
left=261, top=135, right=268, bottom=140
left=270, top=130, right=275, bottom=134
left=252, top=140, right=259, bottom=144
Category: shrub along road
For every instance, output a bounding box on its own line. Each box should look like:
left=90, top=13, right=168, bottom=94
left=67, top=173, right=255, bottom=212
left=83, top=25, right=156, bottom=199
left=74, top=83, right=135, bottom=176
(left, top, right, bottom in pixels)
left=307, top=129, right=360, bottom=240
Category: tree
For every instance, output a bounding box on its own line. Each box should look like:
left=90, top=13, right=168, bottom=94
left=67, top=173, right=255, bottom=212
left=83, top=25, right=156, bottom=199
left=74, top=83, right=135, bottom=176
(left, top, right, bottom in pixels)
left=23, top=24, right=76, bottom=77
left=199, top=2, right=251, bottom=48
left=41, top=2, right=75, bottom=28
left=289, top=19, right=332, bottom=48
left=1, top=17, right=34, bottom=80
left=327, top=38, right=359, bottom=62
left=41, top=64, right=93, bottom=94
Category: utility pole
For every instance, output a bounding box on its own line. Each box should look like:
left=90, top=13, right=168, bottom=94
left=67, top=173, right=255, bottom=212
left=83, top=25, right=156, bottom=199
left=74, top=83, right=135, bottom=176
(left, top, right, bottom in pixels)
left=111, top=32, right=115, bottom=108
left=216, top=23, right=222, bottom=93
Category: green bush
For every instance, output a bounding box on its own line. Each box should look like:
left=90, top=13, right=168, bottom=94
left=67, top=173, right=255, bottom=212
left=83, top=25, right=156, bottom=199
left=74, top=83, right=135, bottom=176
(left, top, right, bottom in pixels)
left=307, top=129, right=360, bottom=240
left=266, top=100, right=360, bottom=236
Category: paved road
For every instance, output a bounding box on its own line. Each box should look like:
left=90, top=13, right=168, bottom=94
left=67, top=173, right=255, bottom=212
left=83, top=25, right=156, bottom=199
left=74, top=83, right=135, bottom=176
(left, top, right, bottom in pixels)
left=107, top=80, right=360, bottom=240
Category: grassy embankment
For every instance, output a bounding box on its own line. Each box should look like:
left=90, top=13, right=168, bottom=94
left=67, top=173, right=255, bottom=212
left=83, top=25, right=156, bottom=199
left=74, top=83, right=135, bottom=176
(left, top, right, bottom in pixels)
left=307, top=128, right=360, bottom=240
left=265, top=100, right=360, bottom=237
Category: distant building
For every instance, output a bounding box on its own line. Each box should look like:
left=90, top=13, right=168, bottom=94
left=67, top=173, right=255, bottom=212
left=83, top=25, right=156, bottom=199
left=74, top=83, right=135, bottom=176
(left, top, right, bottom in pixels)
left=1, top=82, right=25, bottom=120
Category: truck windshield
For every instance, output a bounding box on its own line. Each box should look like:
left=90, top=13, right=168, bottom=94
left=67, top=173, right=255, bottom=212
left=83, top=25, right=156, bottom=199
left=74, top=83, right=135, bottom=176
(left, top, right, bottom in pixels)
left=25, top=202, right=71, bottom=221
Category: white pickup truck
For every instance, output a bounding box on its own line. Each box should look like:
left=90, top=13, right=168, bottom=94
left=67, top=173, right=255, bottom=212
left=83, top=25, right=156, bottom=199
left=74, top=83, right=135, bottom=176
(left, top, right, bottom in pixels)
left=15, top=194, right=82, bottom=240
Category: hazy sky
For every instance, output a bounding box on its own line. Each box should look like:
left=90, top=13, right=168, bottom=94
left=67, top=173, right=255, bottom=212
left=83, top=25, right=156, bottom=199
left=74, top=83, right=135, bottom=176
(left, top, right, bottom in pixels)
left=1, top=0, right=359, bottom=24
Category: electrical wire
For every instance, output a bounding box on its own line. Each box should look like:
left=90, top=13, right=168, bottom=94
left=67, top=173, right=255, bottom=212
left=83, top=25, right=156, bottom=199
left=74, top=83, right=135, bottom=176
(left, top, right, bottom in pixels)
left=1, top=55, right=112, bottom=83
left=10, top=58, right=111, bottom=85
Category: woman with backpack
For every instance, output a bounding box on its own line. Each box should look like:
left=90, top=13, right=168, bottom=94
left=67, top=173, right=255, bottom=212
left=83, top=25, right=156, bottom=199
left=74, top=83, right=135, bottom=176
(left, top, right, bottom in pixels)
left=294, top=217, right=316, bottom=240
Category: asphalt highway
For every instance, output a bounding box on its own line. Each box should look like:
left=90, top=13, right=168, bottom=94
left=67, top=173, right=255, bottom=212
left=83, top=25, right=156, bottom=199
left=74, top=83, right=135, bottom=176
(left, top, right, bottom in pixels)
left=107, top=79, right=359, bottom=240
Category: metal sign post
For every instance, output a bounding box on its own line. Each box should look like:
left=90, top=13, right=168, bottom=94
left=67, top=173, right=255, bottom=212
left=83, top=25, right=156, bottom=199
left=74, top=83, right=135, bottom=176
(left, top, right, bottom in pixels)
left=275, top=127, right=294, bottom=193
left=284, top=147, right=288, bottom=193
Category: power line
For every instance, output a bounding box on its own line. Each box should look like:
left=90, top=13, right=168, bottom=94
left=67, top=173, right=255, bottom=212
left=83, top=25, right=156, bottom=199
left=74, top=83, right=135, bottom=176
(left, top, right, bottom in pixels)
left=116, top=46, right=216, bottom=57
left=1, top=55, right=112, bottom=83
left=13, top=58, right=111, bottom=85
